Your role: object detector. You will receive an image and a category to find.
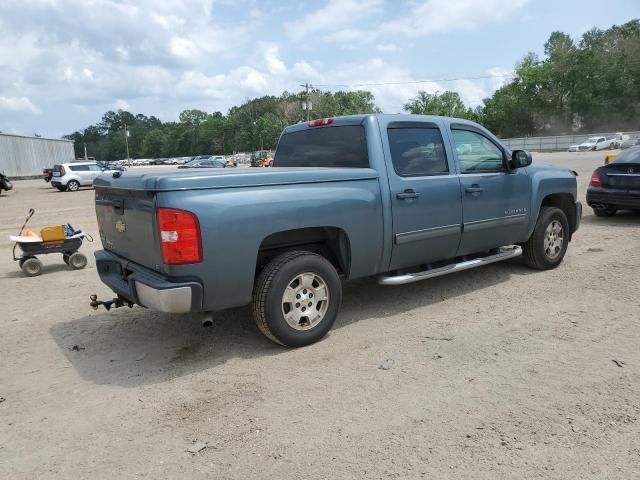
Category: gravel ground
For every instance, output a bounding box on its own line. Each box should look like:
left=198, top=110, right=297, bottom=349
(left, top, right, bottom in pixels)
left=1, top=152, right=639, bottom=479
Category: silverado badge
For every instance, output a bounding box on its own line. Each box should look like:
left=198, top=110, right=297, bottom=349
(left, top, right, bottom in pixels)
left=115, top=220, right=126, bottom=233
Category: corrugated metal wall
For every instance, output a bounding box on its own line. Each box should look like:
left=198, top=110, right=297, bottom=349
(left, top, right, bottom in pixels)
left=0, top=134, right=75, bottom=177
left=501, top=131, right=640, bottom=152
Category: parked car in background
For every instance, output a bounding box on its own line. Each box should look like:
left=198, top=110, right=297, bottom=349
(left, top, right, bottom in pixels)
left=92, top=114, right=581, bottom=347
left=177, top=158, right=226, bottom=169
left=587, top=146, right=640, bottom=217
left=51, top=162, right=120, bottom=192
left=620, top=136, right=640, bottom=150
left=612, top=132, right=630, bottom=148
left=43, top=167, right=53, bottom=182
left=568, top=136, right=617, bottom=152
left=0, top=171, right=12, bottom=195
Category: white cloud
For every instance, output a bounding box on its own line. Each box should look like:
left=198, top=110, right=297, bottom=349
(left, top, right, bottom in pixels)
left=0, top=96, right=40, bottom=114
left=375, top=43, right=400, bottom=53
left=287, top=0, right=383, bottom=40
left=264, top=45, right=287, bottom=75
left=380, top=0, right=529, bottom=37
left=113, top=99, right=131, bottom=111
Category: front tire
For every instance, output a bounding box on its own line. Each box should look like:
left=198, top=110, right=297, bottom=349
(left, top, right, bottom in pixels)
left=252, top=251, right=342, bottom=347
left=522, top=207, right=569, bottom=270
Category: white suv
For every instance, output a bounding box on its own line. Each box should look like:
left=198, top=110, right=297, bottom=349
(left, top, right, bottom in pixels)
left=51, top=162, right=120, bottom=192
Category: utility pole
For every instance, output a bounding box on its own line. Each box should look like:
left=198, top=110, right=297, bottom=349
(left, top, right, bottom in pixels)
left=300, top=82, right=311, bottom=121
left=84, top=143, right=88, bottom=161
left=123, top=126, right=130, bottom=163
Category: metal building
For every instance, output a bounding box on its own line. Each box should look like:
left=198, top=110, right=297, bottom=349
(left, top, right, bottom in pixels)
left=0, top=133, right=75, bottom=177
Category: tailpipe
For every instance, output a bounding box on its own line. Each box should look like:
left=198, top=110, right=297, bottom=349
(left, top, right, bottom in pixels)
left=202, top=313, right=214, bottom=328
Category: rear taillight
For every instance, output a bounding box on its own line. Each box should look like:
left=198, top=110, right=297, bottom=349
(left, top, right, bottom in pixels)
left=157, top=208, right=202, bottom=265
left=59, top=166, right=66, bottom=176
left=308, top=117, right=334, bottom=127
left=590, top=171, right=601, bottom=187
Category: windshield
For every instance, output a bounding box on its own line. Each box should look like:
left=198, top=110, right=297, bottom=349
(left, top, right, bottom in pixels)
left=184, top=160, right=200, bottom=166
left=586, top=137, right=599, bottom=143
left=612, top=147, right=640, bottom=164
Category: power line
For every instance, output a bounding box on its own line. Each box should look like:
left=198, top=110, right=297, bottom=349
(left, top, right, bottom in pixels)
left=313, top=73, right=515, bottom=88
left=311, top=59, right=640, bottom=89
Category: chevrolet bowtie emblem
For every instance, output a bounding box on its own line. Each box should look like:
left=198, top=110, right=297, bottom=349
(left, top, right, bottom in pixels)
left=115, top=220, right=126, bottom=233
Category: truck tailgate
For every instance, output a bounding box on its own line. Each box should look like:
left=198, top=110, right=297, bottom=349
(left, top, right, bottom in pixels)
left=95, top=187, right=162, bottom=270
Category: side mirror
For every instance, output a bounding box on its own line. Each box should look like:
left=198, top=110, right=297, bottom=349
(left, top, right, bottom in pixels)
left=510, top=150, right=532, bottom=169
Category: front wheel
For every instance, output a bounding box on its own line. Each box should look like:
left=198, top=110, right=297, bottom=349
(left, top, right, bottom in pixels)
left=522, top=207, right=570, bottom=270
left=252, top=251, right=342, bottom=347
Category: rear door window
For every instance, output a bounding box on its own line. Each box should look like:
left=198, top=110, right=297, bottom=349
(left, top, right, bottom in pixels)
left=387, top=127, right=448, bottom=177
left=274, top=125, right=369, bottom=168
left=69, top=165, right=89, bottom=171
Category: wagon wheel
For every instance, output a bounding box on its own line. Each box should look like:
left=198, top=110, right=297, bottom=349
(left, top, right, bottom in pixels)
left=21, top=257, right=43, bottom=277
left=68, top=252, right=87, bottom=270
left=18, top=256, right=34, bottom=269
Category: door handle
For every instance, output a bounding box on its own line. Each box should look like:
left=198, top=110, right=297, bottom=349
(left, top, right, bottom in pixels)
left=396, top=189, right=420, bottom=200
left=465, top=185, right=484, bottom=195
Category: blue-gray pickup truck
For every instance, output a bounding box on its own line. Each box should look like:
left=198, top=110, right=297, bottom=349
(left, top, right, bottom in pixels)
left=92, top=114, right=581, bottom=347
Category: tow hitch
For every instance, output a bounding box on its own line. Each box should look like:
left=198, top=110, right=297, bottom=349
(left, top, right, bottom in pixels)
left=90, top=294, right=134, bottom=311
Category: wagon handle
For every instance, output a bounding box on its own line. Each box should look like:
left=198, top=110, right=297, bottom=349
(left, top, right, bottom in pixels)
left=18, top=208, right=35, bottom=236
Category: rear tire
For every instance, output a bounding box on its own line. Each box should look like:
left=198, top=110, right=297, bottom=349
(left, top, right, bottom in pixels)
left=67, top=180, right=80, bottom=192
left=593, top=207, right=616, bottom=217
left=252, top=251, right=342, bottom=347
left=68, top=252, right=87, bottom=270
left=56, top=186, right=67, bottom=192
left=522, top=207, right=569, bottom=270
left=22, top=257, right=43, bottom=277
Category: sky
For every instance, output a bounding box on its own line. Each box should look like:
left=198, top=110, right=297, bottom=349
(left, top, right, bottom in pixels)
left=0, top=0, right=638, bottom=138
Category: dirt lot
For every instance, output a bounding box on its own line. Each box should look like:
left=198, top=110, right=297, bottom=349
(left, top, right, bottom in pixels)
left=1, top=152, right=639, bottom=479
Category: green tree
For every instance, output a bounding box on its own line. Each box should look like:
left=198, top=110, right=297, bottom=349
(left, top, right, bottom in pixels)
left=404, top=90, right=476, bottom=119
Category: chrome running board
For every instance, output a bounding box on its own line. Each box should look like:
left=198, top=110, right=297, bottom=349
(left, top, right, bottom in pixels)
left=378, top=245, right=522, bottom=286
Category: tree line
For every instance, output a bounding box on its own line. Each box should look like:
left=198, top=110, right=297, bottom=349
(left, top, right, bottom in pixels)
left=65, top=20, right=639, bottom=160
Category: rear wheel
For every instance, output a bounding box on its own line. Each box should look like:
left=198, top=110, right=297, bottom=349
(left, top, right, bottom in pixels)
left=21, top=257, right=43, bottom=277
left=522, top=207, right=569, bottom=270
left=67, top=180, right=80, bottom=192
left=68, top=252, right=87, bottom=270
left=252, top=251, right=342, bottom=347
left=593, top=207, right=616, bottom=217
left=56, top=186, right=67, bottom=192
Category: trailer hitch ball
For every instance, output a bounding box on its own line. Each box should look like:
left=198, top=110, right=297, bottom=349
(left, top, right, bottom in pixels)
left=89, top=294, right=133, bottom=311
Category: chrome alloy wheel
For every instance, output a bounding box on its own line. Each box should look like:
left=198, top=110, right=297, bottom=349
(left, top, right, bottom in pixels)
left=544, top=220, right=564, bottom=260
left=281, top=272, right=330, bottom=331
